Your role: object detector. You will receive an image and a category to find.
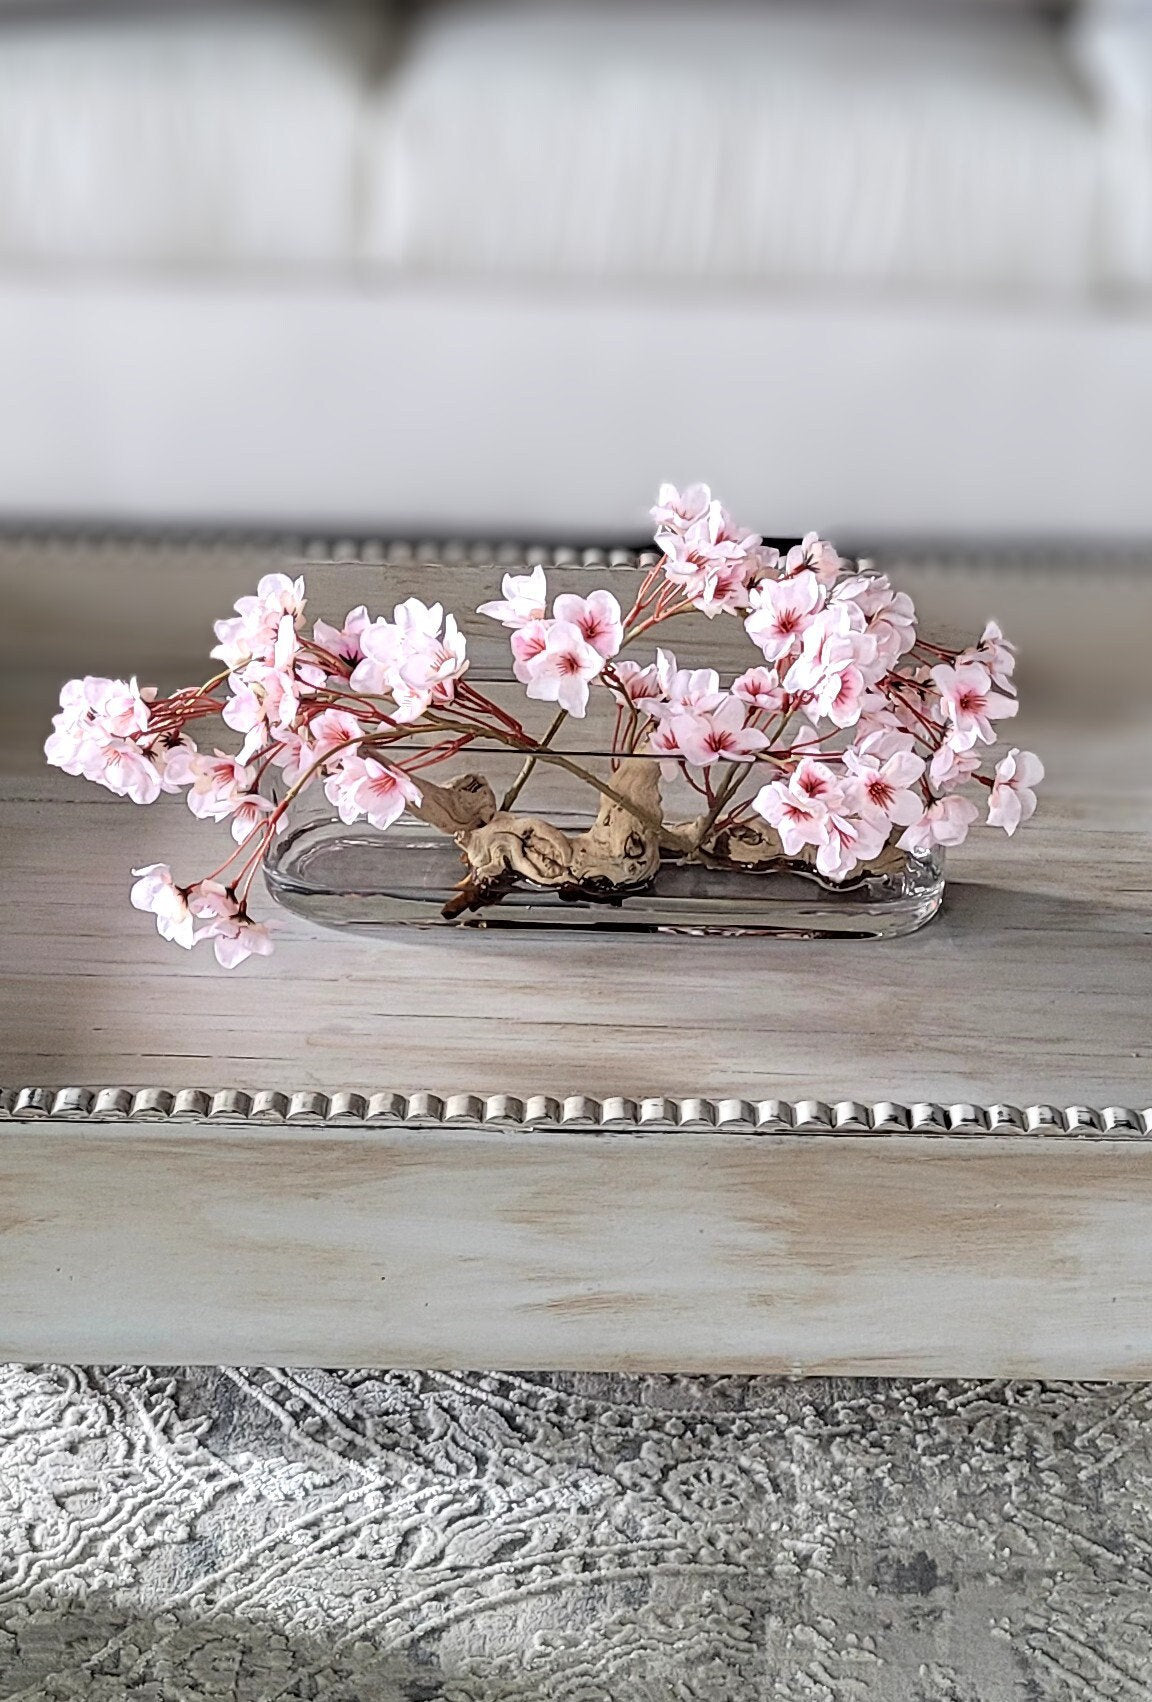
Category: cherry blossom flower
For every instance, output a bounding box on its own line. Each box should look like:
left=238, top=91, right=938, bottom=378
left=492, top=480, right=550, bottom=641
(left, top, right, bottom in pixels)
left=350, top=600, right=467, bottom=719
left=91, top=740, right=164, bottom=805
left=202, top=913, right=275, bottom=969
left=898, top=794, right=980, bottom=853
left=350, top=598, right=448, bottom=694
left=784, top=604, right=877, bottom=728
left=651, top=649, right=725, bottom=719
left=812, top=800, right=889, bottom=881
left=753, top=770, right=834, bottom=857
left=610, top=660, right=663, bottom=707
left=353, top=757, right=423, bottom=829
left=834, top=574, right=916, bottom=673
left=395, top=614, right=469, bottom=720
left=843, top=736, right=925, bottom=827
left=130, top=863, right=196, bottom=948
left=89, top=676, right=156, bottom=737
left=510, top=620, right=550, bottom=672
left=744, top=571, right=825, bottom=662
left=312, top=605, right=370, bottom=669
left=648, top=715, right=695, bottom=771
left=323, top=754, right=371, bottom=825
left=668, top=697, right=771, bottom=767
left=211, top=573, right=305, bottom=672
left=650, top=482, right=713, bottom=534
left=177, top=751, right=255, bottom=822
left=229, top=792, right=277, bottom=845
left=783, top=531, right=842, bottom=588
left=552, top=590, right=623, bottom=658
left=931, top=660, right=1018, bottom=750
left=274, top=708, right=364, bottom=786
left=731, top=666, right=786, bottom=715
left=477, top=566, right=548, bottom=629
left=185, top=879, right=276, bottom=965
left=321, top=753, right=421, bottom=829
left=929, top=744, right=982, bottom=792
left=45, top=675, right=159, bottom=787
left=662, top=522, right=759, bottom=617
left=963, top=619, right=1016, bottom=690
left=514, top=620, right=606, bottom=717
left=987, top=747, right=1044, bottom=835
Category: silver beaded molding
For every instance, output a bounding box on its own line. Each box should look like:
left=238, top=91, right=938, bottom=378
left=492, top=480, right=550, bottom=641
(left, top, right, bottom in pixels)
left=1, top=1088, right=1149, bottom=1137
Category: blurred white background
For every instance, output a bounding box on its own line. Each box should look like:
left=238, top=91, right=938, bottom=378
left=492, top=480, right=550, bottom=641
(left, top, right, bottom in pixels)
left=1, top=0, right=1151, bottom=540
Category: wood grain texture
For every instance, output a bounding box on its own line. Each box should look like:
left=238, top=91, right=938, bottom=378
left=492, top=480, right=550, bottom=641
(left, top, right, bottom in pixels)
left=3, top=1121, right=1152, bottom=1376
left=1, top=541, right=1150, bottom=1371
left=1, top=734, right=1148, bottom=1106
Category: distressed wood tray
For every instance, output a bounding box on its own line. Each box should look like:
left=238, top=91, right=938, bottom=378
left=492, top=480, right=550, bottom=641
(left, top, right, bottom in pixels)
left=2, top=539, right=1150, bottom=1374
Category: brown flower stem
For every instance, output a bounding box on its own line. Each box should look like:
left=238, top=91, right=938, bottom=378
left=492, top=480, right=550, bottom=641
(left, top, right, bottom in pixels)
left=499, top=707, right=568, bottom=810
left=418, top=714, right=667, bottom=836
left=689, top=762, right=750, bottom=851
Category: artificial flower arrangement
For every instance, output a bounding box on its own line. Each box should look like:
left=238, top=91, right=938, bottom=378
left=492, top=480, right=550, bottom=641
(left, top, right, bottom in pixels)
left=46, top=484, right=1042, bottom=963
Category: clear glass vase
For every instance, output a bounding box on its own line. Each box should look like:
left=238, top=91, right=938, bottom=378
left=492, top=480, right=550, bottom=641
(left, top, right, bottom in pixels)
left=261, top=559, right=946, bottom=938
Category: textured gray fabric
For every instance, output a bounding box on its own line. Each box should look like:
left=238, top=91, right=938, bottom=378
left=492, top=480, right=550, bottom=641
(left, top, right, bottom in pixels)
left=0, top=1367, right=1148, bottom=1699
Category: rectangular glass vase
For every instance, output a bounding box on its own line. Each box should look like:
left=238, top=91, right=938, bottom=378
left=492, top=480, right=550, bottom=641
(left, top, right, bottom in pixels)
left=261, top=558, right=945, bottom=938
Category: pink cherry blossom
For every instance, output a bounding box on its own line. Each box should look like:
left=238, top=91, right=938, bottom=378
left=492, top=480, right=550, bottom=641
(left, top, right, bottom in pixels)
left=651, top=481, right=713, bottom=534
left=351, top=757, right=423, bottom=830
left=784, top=531, right=842, bottom=588
left=834, top=574, right=916, bottom=673
left=843, top=738, right=925, bottom=826
left=812, top=801, right=888, bottom=881
left=180, top=751, right=254, bottom=822
left=898, top=794, right=979, bottom=853
left=963, top=619, right=1016, bottom=690
left=323, top=754, right=371, bottom=825
left=752, top=772, right=833, bottom=857
left=931, top=661, right=1018, bottom=750
left=45, top=675, right=158, bottom=785
left=211, top=573, right=305, bottom=672
left=510, top=619, right=550, bottom=670
left=744, top=571, right=825, bottom=662
left=322, top=753, right=421, bottom=829
left=203, top=913, right=275, bottom=969
left=477, top=566, right=548, bottom=629
left=929, top=744, right=982, bottom=792
left=349, top=600, right=467, bottom=721
left=229, top=793, right=277, bottom=845
left=312, top=605, right=370, bottom=669
left=275, top=708, right=364, bottom=785
left=610, top=660, right=663, bottom=707
left=350, top=598, right=446, bottom=694
left=90, top=676, right=156, bottom=737
left=307, top=708, right=364, bottom=767
left=651, top=649, right=725, bottom=719
left=669, top=697, right=771, bottom=766
left=515, top=620, right=606, bottom=717
left=791, top=757, right=843, bottom=807
left=552, top=590, right=623, bottom=658
left=661, top=514, right=759, bottom=617
left=188, top=879, right=238, bottom=925
left=987, top=747, right=1044, bottom=835
left=130, top=863, right=196, bottom=948
left=784, top=604, right=877, bottom=729
left=395, top=614, right=469, bottom=719
left=731, top=667, right=786, bottom=715
left=91, top=740, right=164, bottom=805
left=647, top=715, right=695, bottom=771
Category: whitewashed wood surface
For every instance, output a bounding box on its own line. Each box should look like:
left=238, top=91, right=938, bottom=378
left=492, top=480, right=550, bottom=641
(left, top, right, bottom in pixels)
left=1, top=1122, right=1152, bottom=1375
left=2, top=543, right=1150, bottom=1371
left=2, top=731, right=1148, bottom=1106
